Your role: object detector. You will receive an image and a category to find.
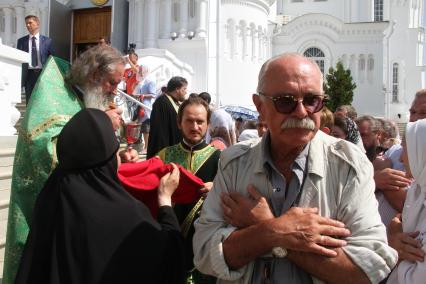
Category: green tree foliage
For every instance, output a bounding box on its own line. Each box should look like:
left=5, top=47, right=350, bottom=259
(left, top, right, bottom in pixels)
left=324, top=61, right=357, bottom=112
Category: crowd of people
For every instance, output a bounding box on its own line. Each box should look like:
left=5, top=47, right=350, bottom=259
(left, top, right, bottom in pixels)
left=3, top=14, right=426, bottom=284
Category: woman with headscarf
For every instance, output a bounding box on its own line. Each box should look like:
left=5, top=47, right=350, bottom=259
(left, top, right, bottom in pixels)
left=387, top=119, right=426, bottom=284
left=331, top=116, right=361, bottom=144
left=15, top=108, right=185, bottom=284
left=209, top=108, right=236, bottom=150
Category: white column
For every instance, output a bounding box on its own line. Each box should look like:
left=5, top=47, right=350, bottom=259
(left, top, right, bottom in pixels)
left=40, top=6, right=48, bottom=35
left=144, top=0, right=157, bottom=47
left=3, top=7, right=13, bottom=46
left=251, top=26, right=257, bottom=62
left=245, top=26, right=251, bottom=61
left=235, top=24, right=242, bottom=60
left=258, top=28, right=263, bottom=62
left=161, top=0, right=172, bottom=39
left=15, top=6, right=25, bottom=38
left=241, top=24, right=248, bottom=61
left=135, top=0, right=145, bottom=49
left=277, top=0, right=283, bottom=15
left=128, top=0, right=136, bottom=44
left=24, top=5, right=39, bottom=19
left=196, top=0, right=207, bottom=38
left=179, top=0, right=188, bottom=38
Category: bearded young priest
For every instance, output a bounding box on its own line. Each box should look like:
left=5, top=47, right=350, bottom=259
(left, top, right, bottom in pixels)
left=156, top=96, right=220, bottom=284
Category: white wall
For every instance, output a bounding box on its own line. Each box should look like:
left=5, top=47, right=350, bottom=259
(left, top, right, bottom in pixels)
left=68, top=0, right=111, bottom=9
left=386, top=0, right=425, bottom=121
left=217, top=0, right=271, bottom=107
left=273, top=13, right=389, bottom=117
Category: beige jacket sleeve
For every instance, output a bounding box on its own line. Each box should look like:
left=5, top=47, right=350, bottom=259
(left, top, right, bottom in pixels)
left=193, top=161, right=248, bottom=281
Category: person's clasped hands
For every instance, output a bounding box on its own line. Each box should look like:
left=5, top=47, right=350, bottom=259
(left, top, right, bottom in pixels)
left=374, top=168, right=413, bottom=192
left=388, top=214, right=425, bottom=263
left=221, top=184, right=351, bottom=257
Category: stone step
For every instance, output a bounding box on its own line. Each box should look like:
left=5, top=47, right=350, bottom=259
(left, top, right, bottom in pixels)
left=0, top=149, right=15, bottom=169
left=0, top=178, right=12, bottom=193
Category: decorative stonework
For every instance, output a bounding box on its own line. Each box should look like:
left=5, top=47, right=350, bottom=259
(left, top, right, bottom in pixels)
left=221, top=0, right=270, bottom=15
left=277, top=14, right=389, bottom=43
left=224, top=17, right=268, bottom=63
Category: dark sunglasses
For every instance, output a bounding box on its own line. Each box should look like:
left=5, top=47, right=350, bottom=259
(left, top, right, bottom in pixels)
left=257, top=92, right=327, bottom=114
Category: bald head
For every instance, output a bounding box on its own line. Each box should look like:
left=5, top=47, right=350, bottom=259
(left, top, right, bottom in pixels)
left=257, top=53, right=323, bottom=93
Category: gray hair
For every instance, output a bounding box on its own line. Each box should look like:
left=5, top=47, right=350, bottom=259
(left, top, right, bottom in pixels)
left=256, top=53, right=323, bottom=93
left=377, top=118, right=398, bottom=139
left=335, top=105, right=358, bottom=120
left=65, top=45, right=125, bottom=89
left=356, top=115, right=381, bottom=133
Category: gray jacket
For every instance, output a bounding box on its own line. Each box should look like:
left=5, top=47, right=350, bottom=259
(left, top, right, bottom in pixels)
left=193, top=130, right=397, bottom=284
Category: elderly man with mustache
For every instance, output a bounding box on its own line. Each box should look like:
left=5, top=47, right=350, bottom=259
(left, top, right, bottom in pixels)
left=193, top=53, right=397, bottom=284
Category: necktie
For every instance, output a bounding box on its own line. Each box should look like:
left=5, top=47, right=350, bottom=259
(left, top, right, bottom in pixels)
left=31, top=36, right=38, bottom=67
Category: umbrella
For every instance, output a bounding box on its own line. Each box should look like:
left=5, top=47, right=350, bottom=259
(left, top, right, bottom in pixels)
left=220, top=105, right=259, bottom=121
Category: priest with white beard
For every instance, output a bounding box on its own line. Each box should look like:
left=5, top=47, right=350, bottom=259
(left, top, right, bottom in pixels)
left=3, top=45, right=138, bottom=284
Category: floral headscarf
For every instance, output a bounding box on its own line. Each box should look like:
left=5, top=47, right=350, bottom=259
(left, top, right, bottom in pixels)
left=344, top=117, right=361, bottom=145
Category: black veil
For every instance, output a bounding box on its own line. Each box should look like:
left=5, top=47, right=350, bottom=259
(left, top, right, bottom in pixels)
left=15, top=108, right=185, bottom=284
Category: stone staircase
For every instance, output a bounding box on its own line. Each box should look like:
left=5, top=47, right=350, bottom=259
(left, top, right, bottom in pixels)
left=0, top=136, right=17, bottom=281
left=15, top=94, right=26, bottom=132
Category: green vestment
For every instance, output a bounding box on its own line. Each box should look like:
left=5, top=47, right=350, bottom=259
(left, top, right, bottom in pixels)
left=157, top=141, right=220, bottom=284
left=2, top=57, right=83, bottom=284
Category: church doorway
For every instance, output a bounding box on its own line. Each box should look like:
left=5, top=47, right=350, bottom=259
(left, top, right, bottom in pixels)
left=72, top=7, right=111, bottom=60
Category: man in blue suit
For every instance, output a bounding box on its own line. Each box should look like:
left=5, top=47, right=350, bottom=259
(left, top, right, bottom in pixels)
left=17, top=15, right=54, bottom=104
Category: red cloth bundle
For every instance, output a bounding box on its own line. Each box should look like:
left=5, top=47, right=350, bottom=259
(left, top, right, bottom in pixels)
left=118, top=157, right=204, bottom=216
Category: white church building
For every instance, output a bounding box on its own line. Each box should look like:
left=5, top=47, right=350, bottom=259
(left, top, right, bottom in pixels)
left=0, top=0, right=425, bottom=126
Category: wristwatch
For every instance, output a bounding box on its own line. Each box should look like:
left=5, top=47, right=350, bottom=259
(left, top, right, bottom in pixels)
left=272, top=246, right=288, bottom=258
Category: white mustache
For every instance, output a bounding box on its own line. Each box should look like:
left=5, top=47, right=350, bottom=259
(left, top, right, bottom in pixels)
left=281, top=117, right=316, bottom=130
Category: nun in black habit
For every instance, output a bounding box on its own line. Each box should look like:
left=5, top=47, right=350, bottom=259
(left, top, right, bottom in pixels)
left=15, top=108, right=186, bottom=284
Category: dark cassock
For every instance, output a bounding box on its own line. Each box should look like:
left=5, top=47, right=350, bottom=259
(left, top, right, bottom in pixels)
left=15, top=108, right=186, bottom=284
left=3, top=57, right=83, bottom=284
left=147, top=94, right=183, bottom=159
left=157, top=140, right=220, bottom=284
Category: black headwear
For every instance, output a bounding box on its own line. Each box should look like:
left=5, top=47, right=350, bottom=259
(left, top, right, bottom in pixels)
left=56, top=108, right=119, bottom=170
left=15, top=108, right=185, bottom=284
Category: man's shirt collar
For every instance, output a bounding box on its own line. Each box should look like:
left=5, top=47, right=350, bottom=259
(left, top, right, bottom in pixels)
left=261, top=131, right=310, bottom=176
left=181, top=139, right=207, bottom=151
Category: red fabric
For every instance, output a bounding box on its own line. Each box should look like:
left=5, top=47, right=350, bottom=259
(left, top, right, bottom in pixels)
left=124, top=67, right=138, bottom=95
left=210, top=139, right=227, bottom=151
left=118, top=157, right=204, bottom=216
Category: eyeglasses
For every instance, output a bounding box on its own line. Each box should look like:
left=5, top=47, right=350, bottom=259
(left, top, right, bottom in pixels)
left=258, top=92, right=327, bottom=114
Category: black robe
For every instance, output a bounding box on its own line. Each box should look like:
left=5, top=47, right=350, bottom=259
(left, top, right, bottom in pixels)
left=147, top=94, right=182, bottom=159
left=159, top=141, right=220, bottom=279
left=15, top=108, right=185, bottom=284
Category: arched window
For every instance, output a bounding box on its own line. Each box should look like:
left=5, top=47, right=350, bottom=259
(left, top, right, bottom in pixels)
left=358, top=55, right=365, bottom=71
left=374, top=0, right=384, bottom=21
left=392, top=63, right=399, bottom=102
left=368, top=56, right=374, bottom=71
left=367, top=55, right=374, bottom=83
left=358, top=54, right=366, bottom=82
left=304, top=47, right=325, bottom=74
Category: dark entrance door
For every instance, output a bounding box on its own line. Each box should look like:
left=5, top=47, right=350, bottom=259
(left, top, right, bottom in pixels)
left=72, top=7, right=112, bottom=59
left=49, top=0, right=72, bottom=62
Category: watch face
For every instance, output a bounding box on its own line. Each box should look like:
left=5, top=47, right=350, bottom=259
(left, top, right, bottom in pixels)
left=91, top=0, right=109, bottom=6
left=272, top=246, right=288, bottom=258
